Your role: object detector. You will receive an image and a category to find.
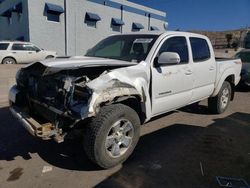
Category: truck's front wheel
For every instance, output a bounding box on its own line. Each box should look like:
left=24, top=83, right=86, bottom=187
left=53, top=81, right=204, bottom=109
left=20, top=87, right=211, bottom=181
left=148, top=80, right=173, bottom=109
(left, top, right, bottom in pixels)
left=83, top=104, right=140, bottom=168
left=208, top=81, right=232, bottom=114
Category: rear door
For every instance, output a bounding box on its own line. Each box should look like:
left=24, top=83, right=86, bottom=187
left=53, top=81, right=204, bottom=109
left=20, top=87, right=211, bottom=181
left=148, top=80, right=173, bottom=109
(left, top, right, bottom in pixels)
left=189, top=37, right=216, bottom=102
left=151, top=36, right=194, bottom=116
left=23, top=44, right=44, bottom=62
left=11, top=43, right=38, bottom=63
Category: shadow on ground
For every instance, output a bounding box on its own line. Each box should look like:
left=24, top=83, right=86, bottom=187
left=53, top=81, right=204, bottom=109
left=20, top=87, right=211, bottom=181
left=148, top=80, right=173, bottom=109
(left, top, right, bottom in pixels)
left=236, top=84, right=250, bottom=92
left=1, top=106, right=250, bottom=187
left=179, top=102, right=211, bottom=115
left=95, top=112, right=250, bottom=188
left=0, top=106, right=99, bottom=171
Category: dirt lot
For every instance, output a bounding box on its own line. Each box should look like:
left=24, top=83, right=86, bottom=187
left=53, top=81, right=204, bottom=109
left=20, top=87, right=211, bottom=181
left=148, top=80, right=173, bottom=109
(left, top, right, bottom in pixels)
left=0, top=87, right=250, bottom=188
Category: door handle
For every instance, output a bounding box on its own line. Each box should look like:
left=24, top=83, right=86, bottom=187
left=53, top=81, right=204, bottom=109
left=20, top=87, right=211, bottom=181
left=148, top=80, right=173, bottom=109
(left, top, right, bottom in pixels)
left=28, top=52, right=33, bottom=54
left=12, top=52, right=16, bottom=54
left=185, top=70, right=193, bottom=75
left=209, top=66, right=215, bottom=71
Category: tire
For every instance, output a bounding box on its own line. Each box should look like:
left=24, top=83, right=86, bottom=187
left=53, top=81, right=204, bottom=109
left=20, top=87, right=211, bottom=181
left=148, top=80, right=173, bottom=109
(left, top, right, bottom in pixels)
left=208, top=81, right=232, bottom=114
left=2, top=57, right=16, bottom=64
left=83, top=104, right=141, bottom=169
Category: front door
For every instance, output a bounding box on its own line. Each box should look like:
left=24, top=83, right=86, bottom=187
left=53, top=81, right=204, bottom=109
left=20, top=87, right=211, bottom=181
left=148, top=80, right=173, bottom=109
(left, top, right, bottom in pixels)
left=151, top=36, right=194, bottom=116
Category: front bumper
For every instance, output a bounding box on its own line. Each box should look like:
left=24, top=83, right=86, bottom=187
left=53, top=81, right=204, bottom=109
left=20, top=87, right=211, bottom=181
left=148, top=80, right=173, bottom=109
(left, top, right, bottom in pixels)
left=9, top=86, right=64, bottom=143
left=10, top=106, right=36, bottom=136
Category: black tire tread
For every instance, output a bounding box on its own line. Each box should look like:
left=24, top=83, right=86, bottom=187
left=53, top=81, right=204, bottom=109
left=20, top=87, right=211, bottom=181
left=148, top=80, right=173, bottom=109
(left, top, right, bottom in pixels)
left=83, top=104, right=140, bottom=168
left=208, top=81, right=231, bottom=114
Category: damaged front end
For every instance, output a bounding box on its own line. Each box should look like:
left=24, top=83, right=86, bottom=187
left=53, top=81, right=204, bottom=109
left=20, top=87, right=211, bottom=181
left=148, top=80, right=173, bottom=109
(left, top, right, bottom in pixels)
left=9, top=61, right=144, bottom=143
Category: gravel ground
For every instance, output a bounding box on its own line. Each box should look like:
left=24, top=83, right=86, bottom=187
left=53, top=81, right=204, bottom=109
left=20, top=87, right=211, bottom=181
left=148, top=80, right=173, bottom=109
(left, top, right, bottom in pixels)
left=0, top=87, right=250, bottom=188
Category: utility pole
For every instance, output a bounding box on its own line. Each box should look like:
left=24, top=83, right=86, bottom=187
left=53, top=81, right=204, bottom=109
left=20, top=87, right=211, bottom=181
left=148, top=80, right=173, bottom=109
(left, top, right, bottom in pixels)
left=64, top=0, right=67, bottom=56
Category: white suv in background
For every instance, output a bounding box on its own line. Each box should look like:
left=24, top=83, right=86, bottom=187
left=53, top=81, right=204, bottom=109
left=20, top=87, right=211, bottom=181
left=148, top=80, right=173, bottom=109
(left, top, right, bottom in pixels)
left=0, top=41, right=57, bottom=64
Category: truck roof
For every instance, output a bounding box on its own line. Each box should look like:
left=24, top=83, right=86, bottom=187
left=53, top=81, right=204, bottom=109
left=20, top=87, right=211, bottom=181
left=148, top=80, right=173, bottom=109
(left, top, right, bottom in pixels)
left=118, top=31, right=208, bottom=39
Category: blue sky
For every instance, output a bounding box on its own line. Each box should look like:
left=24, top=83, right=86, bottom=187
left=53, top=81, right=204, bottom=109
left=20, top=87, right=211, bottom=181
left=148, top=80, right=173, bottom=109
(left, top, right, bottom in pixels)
left=129, top=0, right=250, bottom=31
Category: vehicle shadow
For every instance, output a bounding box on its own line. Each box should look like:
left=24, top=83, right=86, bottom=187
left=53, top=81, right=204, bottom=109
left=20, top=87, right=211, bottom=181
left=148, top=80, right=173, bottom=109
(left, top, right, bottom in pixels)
left=1, top=106, right=250, bottom=187
left=236, top=84, right=250, bottom=92
left=95, top=112, right=250, bottom=188
left=179, top=84, right=250, bottom=115
left=0, top=106, right=100, bottom=171
left=179, top=102, right=211, bottom=115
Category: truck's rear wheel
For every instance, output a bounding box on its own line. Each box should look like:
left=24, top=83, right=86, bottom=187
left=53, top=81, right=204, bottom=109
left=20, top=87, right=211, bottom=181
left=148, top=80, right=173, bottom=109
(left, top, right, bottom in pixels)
left=83, top=104, right=140, bottom=168
left=208, top=81, right=232, bottom=114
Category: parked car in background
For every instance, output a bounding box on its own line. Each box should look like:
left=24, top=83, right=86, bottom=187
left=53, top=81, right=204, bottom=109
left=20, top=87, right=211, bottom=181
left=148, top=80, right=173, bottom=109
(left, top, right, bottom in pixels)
left=235, top=49, right=250, bottom=87
left=0, top=41, right=57, bottom=64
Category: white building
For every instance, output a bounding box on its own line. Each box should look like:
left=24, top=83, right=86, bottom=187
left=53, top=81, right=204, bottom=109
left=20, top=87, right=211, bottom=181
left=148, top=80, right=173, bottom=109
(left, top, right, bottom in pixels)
left=0, top=0, right=166, bottom=55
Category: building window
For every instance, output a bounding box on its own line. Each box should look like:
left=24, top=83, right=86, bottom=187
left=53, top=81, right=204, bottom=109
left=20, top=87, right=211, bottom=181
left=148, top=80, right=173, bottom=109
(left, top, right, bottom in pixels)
left=12, top=2, right=23, bottom=14
left=132, top=22, right=144, bottom=32
left=85, top=12, right=101, bottom=28
left=47, top=13, right=60, bottom=22
left=12, top=2, right=23, bottom=22
left=150, top=26, right=159, bottom=31
left=45, top=3, right=64, bottom=22
left=111, top=18, right=124, bottom=32
left=0, top=10, right=12, bottom=24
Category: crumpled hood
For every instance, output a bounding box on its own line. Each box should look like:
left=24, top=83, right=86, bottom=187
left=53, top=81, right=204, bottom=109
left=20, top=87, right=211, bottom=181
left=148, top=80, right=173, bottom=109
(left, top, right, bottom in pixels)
left=28, top=56, right=136, bottom=68
left=24, top=56, right=137, bottom=75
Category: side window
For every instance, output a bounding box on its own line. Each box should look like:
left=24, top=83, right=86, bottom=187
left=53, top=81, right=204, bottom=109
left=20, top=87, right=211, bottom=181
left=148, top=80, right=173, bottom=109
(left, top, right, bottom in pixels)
left=12, top=44, right=26, bottom=51
left=24, top=44, right=40, bottom=51
left=0, top=43, right=9, bottom=50
left=159, top=37, right=189, bottom=64
left=190, top=37, right=211, bottom=62
left=12, top=44, right=39, bottom=51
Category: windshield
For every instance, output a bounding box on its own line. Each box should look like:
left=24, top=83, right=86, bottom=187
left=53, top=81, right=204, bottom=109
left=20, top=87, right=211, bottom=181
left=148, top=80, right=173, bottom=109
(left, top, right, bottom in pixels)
left=85, top=34, right=159, bottom=63
left=235, top=52, right=250, bottom=63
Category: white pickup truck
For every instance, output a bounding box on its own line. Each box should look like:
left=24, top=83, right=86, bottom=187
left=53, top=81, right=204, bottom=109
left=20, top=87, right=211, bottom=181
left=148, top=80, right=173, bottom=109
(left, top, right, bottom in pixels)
left=9, top=31, right=242, bottom=168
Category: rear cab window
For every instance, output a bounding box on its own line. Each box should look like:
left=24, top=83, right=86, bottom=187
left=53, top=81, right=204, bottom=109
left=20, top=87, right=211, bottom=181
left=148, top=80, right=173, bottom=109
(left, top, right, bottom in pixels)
left=190, top=37, right=211, bottom=62
left=0, top=43, right=10, bottom=50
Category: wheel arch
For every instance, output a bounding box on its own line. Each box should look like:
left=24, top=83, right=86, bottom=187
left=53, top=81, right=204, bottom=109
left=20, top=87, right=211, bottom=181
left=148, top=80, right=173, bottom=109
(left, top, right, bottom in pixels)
left=225, top=75, right=235, bottom=100
left=112, top=95, right=146, bottom=124
left=212, top=67, right=236, bottom=98
left=97, top=94, right=145, bottom=124
left=1, top=56, right=17, bottom=64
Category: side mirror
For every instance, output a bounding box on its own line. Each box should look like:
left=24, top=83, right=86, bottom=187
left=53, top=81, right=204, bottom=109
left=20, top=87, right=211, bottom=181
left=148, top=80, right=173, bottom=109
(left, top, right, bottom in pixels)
left=157, top=52, right=181, bottom=65
left=36, top=49, right=41, bottom=53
